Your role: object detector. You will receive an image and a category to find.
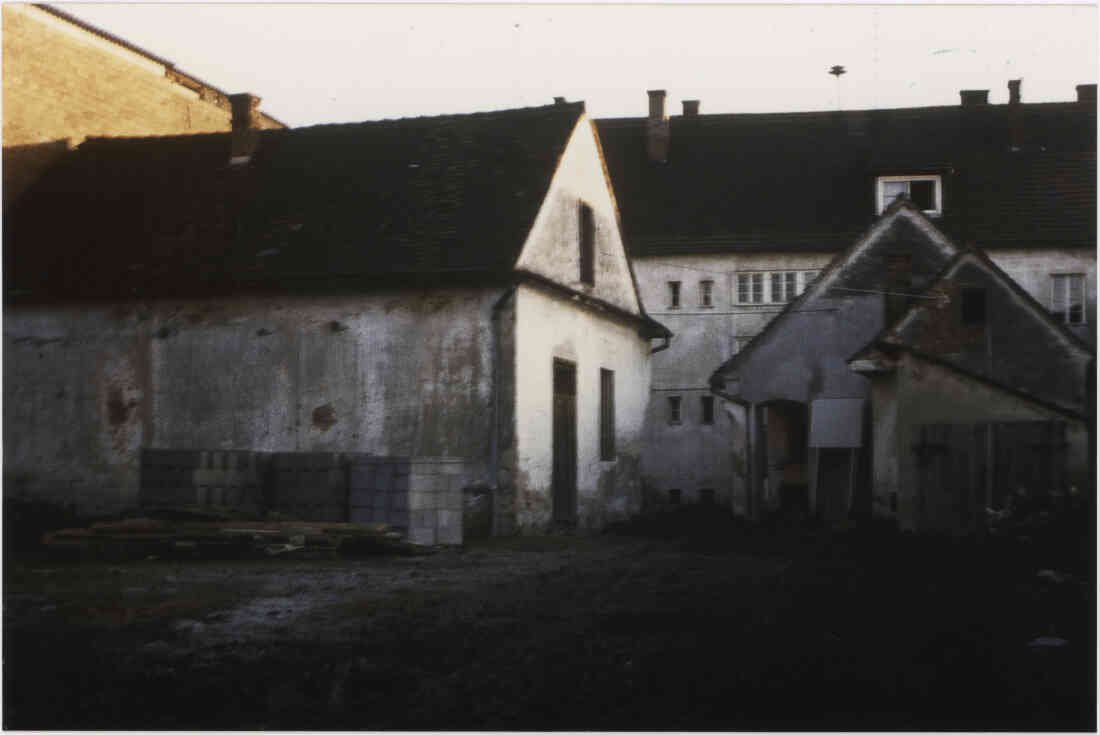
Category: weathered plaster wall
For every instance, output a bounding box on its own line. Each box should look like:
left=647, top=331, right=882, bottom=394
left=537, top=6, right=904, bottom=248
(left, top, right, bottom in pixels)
left=4, top=288, right=501, bottom=515
left=631, top=252, right=834, bottom=505
left=512, top=284, right=651, bottom=530
left=514, top=117, right=641, bottom=316
left=886, top=352, right=1090, bottom=530
left=986, top=247, right=1096, bottom=346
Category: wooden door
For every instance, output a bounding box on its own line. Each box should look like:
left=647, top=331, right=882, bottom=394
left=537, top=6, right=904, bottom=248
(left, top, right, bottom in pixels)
left=552, top=359, right=578, bottom=524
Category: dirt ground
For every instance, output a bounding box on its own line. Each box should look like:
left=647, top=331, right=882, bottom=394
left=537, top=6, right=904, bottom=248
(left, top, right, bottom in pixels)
left=4, top=510, right=1095, bottom=730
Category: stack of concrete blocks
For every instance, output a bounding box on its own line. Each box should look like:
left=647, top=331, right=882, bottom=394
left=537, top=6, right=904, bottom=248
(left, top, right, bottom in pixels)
left=267, top=452, right=352, bottom=522
left=140, top=448, right=265, bottom=512
left=348, top=457, right=471, bottom=546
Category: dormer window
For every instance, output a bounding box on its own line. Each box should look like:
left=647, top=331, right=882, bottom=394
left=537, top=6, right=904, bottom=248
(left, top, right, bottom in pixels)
left=876, top=175, right=942, bottom=217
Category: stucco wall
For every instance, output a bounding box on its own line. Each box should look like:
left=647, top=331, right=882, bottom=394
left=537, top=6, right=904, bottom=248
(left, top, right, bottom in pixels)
left=631, top=252, right=834, bottom=505
left=512, top=284, right=652, bottom=530
left=4, top=288, right=501, bottom=515
left=515, top=117, right=641, bottom=316
left=885, top=351, right=1090, bottom=530
left=987, top=247, right=1096, bottom=346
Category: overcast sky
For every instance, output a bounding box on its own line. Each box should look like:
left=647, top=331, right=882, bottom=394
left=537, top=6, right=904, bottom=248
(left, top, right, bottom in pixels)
left=55, top=3, right=1098, bottom=128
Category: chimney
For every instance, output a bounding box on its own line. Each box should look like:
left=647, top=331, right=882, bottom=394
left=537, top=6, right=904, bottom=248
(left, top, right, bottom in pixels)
left=229, top=93, right=262, bottom=163
left=553, top=96, right=566, bottom=105
left=959, top=89, right=989, bottom=106
left=1008, top=79, right=1021, bottom=105
left=1076, top=84, right=1096, bottom=104
left=681, top=99, right=700, bottom=117
left=647, top=89, right=669, bottom=163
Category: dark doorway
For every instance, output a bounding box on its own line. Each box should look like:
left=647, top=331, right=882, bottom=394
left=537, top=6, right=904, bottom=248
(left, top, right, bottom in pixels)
left=552, top=359, right=578, bottom=524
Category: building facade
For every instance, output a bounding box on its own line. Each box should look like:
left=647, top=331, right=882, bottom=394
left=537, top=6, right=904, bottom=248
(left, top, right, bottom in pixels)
left=596, top=83, right=1096, bottom=515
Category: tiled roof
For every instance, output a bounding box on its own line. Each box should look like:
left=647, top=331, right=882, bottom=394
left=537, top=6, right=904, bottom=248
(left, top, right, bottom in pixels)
left=5, top=102, right=586, bottom=300
left=596, top=101, right=1096, bottom=256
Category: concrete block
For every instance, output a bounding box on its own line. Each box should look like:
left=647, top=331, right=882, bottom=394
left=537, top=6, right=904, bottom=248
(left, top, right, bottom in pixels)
left=408, top=491, right=436, bottom=510
left=436, top=520, right=462, bottom=546
left=438, top=461, right=468, bottom=476
left=386, top=509, right=410, bottom=528
left=440, top=490, right=463, bottom=512
left=407, top=526, right=435, bottom=546
left=411, top=509, right=437, bottom=530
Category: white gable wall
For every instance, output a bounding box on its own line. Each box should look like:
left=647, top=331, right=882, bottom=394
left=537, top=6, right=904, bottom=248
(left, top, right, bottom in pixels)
left=514, top=116, right=641, bottom=316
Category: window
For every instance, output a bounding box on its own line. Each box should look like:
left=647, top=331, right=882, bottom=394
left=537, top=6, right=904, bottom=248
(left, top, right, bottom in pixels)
left=737, top=273, right=764, bottom=304
left=579, top=201, right=595, bottom=285
left=600, top=369, right=615, bottom=461
left=770, top=272, right=797, bottom=303
left=741, top=270, right=816, bottom=303
left=668, top=281, right=681, bottom=309
left=1051, top=274, right=1085, bottom=325
left=800, top=271, right=819, bottom=294
left=700, top=395, right=715, bottom=424
left=668, top=489, right=682, bottom=505
left=700, top=280, right=714, bottom=308
left=667, top=396, right=682, bottom=424
left=876, top=175, right=942, bottom=216
left=699, top=488, right=716, bottom=505
left=961, top=287, right=986, bottom=326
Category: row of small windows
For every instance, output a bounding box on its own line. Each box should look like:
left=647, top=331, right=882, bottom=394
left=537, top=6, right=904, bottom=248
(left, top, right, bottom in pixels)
left=736, top=270, right=819, bottom=304
left=666, top=271, right=819, bottom=308
left=667, top=395, right=715, bottom=425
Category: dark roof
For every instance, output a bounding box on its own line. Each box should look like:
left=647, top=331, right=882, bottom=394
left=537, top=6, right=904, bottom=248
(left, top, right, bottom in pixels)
left=596, top=101, right=1096, bottom=256
left=5, top=102, right=586, bottom=300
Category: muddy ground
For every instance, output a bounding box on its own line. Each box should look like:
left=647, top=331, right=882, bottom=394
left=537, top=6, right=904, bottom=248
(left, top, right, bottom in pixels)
left=4, top=510, right=1095, bottom=730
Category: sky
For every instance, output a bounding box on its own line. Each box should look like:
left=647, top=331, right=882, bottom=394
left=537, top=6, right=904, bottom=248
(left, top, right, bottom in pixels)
left=55, top=3, right=1098, bottom=129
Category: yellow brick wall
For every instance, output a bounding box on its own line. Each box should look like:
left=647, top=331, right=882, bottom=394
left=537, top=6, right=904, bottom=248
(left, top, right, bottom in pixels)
left=2, top=5, right=278, bottom=206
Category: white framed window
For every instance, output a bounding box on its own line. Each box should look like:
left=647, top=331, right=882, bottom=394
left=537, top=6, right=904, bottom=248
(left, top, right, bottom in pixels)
left=1051, top=274, right=1086, bottom=325
left=667, top=395, right=682, bottom=424
left=770, top=272, right=797, bottom=303
left=800, top=271, right=819, bottom=294
left=668, top=281, right=681, bottom=309
left=700, top=280, right=714, bottom=308
left=876, top=175, right=942, bottom=216
left=736, top=273, right=764, bottom=304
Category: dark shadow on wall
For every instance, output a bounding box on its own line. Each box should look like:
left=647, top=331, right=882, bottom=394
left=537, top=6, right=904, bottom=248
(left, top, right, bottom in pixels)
left=3, top=139, right=71, bottom=212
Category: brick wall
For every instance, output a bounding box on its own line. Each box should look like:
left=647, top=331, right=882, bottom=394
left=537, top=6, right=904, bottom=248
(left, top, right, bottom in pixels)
left=2, top=5, right=280, bottom=207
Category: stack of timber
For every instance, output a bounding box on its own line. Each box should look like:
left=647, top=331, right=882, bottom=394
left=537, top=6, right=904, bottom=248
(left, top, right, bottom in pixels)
left=40, top=506, right=412, bottom=559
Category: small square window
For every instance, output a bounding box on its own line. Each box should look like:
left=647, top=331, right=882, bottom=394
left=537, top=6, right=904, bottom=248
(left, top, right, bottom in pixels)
left=700, top=280, right=714, bottom=308
left=876, top=175, right=942, bottom=216
left=1051, top=274, right=1086, bottom=325
left=700, top=395, right=715, bottom=424
left=667, top=396, right=682, bottom=424
left=699, top=488, right=715, bottom=505
left=668, top=489, right=682, bottom=505
left=668, top=281, right=681, bottom=309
